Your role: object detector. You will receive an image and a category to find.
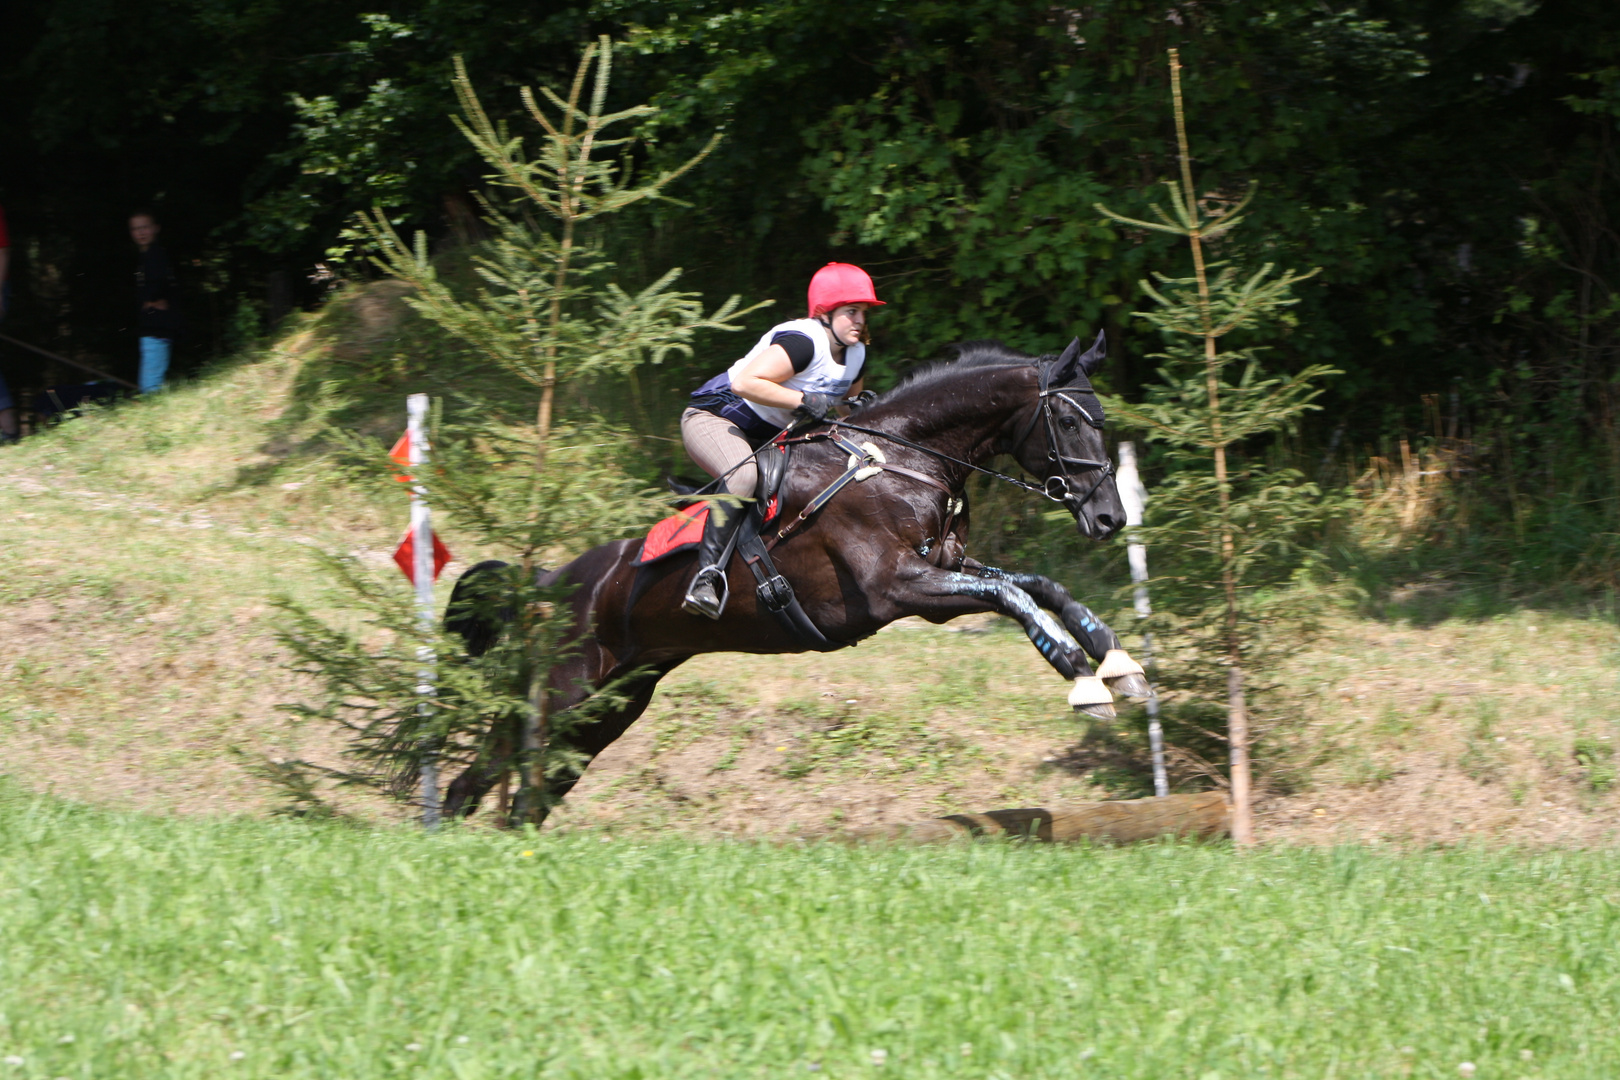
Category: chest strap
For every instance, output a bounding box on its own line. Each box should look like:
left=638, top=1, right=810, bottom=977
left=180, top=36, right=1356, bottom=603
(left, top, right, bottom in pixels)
left=768, top=430, right=952, bottom=550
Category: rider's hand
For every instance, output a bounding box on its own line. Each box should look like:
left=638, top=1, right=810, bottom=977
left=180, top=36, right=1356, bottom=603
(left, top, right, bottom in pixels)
left=794, top=392, right=841, bottom=422
left=847, top=390, right=878, bottom=410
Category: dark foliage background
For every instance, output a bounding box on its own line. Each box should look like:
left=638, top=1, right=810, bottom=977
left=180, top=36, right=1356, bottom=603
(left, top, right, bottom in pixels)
left=2, top=0, right=1616, bottom=588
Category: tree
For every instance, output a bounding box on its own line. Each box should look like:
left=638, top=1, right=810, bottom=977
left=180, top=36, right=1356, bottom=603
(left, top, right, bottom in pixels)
left=1097, top=50, right=1337, bottom=843
left=279, top=37, right=760, bottom=824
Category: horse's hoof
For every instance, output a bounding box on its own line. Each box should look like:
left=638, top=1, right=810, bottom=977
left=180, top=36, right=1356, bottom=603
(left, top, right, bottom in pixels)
left=1073, top=701, right=1117, bottom=721
left=1067, top=675, right=1112, bottom=707
left=1104, top=673, right=1154, bottom=703
left=1095, top=648, right=1146, bottom=680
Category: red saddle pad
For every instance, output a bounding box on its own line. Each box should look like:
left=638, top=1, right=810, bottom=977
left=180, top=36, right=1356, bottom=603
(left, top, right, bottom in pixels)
left=633, top=504, right=709, bottom=566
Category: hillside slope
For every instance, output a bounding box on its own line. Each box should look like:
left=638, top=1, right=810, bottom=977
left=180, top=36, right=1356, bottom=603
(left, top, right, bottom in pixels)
left=2, top=294, right=1619, bottom=842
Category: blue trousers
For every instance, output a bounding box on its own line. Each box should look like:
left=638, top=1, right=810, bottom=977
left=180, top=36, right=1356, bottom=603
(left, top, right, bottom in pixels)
left=139, top=337, right=171, bottom=394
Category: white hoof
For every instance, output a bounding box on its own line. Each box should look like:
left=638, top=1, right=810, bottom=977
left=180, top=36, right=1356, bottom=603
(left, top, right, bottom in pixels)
left=1094, top=649, right=1145, bottom=680
left=1067, top=675, right=1113, bottom=707
left=1074, top=700, right=1117, bottom=721
left=1105, top=673, right=1155, bottom=703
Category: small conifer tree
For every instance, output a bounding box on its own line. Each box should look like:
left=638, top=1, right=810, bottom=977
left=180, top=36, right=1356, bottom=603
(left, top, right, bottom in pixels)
left=1097, top=50, right=1337, bottom=843
left=279, top=38, right=760, bottom=824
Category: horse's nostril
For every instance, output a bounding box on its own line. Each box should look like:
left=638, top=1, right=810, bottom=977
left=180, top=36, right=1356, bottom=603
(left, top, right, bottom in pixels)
left=1095, top=513, right=1122, bottom=534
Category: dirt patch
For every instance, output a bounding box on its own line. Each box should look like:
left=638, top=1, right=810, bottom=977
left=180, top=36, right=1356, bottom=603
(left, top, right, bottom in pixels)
left=5, top=330, right=1620, bottom=843
left=528, top=611, right=1620, bottom=847
left=1258, top=615, right=1620, bottom=846
left=328, top=280, right=416, bottom=362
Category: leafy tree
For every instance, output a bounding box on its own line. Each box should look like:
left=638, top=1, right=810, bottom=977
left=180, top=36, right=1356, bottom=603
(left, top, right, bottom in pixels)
left=1098, top=50, right=1337, bottom=842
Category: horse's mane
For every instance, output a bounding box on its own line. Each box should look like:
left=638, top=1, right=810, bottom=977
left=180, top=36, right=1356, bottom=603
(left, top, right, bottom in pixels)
left=879, top=339, right=1054, bottom=406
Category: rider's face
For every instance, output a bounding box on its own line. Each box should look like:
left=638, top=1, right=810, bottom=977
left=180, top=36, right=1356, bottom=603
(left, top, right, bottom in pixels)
left=827, top=303, right=868, bottom=346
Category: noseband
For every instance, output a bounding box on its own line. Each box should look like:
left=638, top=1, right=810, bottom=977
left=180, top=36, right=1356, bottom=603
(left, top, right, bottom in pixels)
left=1011, top=364, right=1114, bottom=510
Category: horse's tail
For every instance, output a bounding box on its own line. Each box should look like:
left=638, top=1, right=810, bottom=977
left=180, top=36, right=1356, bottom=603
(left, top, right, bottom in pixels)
left=444, top=559, right=516, bottom=658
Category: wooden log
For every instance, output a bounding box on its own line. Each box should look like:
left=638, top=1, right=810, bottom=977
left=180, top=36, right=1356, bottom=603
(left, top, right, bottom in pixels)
left=846, top=792, right=1229, bottom=845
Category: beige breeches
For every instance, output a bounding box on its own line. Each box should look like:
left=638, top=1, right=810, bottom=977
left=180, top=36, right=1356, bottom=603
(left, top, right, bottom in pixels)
left=681, top=407, right=759, bottom=497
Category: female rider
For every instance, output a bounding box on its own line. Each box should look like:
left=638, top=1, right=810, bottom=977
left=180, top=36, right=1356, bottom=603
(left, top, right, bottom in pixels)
left=679, top=262, right=883, bottom=618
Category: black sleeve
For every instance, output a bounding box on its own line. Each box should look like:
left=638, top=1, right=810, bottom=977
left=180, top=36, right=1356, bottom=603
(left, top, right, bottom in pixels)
left=770, top=330, right=815, bottom=373
left=139, top=247, right=178, bottom=304
left=152, top=247, right=178, bottom=301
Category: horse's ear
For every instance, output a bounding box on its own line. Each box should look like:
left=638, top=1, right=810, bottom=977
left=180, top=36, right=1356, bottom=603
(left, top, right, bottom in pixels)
left=1077, top=329, right=1106, bottom=377
left=1049, top=337, right=1083, bottom=382
left=1049, top=330, right=1106, bottom=383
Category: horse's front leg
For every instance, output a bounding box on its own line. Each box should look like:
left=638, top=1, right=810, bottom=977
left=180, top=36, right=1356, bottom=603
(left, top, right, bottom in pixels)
left=963, top=562, right=1153, bottom=702
left=885, top=564, right=1119, bottom=719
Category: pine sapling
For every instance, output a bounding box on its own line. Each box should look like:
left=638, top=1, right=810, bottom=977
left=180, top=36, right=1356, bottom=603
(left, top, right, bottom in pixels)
left=1097, top=49, right=1336, bottom=843
left=282, top=38, right=761, bottom=824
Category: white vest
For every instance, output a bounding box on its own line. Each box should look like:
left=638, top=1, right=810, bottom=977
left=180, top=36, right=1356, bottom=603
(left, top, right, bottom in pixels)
left=727, top=318, right=866, bottom=430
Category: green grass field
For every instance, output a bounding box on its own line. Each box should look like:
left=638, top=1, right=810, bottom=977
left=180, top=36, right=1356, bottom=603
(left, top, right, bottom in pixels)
left=1, top=784, right=1615, bottom=1079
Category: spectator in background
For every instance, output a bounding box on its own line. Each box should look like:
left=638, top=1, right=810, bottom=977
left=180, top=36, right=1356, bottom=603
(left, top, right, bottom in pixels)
left=130, top=209, right=180, bottom=394
left=0, top=200, right=17, bottom=443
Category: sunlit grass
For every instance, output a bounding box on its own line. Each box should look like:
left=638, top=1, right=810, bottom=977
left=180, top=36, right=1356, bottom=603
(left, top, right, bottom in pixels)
left=1, top=785, right=1616, bottom=1078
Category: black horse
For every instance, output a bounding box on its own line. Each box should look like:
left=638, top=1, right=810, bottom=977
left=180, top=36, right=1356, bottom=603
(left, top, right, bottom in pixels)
left=443, top=332, right=1150, bottom=820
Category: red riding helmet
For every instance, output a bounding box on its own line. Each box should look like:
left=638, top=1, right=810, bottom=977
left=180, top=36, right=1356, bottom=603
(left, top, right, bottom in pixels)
left=807, top=262, right=885, bottom=318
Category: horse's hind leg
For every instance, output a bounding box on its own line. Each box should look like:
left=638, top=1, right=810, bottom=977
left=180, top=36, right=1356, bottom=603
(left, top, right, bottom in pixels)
left=964, top=563, right=1153, bottom=702
left=540, top=661, right=680, bottom=808
left=443, top=724, right=516, bottom=820
left=446, top=660, right=682, bottom=823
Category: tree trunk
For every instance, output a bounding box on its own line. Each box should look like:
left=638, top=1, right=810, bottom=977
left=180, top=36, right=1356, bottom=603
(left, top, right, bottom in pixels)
left=513, top=197, right=576, bottom=824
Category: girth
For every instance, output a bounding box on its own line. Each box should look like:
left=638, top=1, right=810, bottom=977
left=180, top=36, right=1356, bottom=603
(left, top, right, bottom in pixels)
left=731, top=428, right=954, bottom=652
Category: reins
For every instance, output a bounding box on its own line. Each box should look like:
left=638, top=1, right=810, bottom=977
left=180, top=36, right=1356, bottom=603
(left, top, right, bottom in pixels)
left=778, top=419, right=1052, bottom=500
left=776, top=363, right=1115, bottom=510
left=685, top=365, right=1116, bottom=550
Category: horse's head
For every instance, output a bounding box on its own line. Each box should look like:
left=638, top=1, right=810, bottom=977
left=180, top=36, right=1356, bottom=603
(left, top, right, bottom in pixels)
left=1010, top=331, right=1126, bottom=541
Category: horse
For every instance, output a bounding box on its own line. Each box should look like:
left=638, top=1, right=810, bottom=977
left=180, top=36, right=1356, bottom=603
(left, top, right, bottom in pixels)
left=442, top=331, right=1150, bottom=821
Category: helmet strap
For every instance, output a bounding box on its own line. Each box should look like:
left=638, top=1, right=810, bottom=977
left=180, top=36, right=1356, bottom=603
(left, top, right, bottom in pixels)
left=816, top=313, right=846, bottom=358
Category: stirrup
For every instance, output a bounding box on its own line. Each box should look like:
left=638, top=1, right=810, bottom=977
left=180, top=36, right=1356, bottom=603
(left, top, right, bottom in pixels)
left=681, top=565, right=730, bottom=620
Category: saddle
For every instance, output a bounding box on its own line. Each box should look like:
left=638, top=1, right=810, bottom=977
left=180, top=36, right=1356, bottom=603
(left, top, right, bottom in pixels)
left=633, top=442, right=791, bottom=566
left=631, top=441, right=850, bottom=651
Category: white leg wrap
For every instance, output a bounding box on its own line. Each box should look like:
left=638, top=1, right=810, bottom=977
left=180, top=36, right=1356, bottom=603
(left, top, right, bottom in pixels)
left=1095, top=649, right=1145, bottom=680
left=1067, top=675, right=1114, bottom=707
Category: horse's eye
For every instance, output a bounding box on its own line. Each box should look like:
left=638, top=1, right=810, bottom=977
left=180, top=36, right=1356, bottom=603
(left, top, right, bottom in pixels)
left=1060, top=416, right=1078, bottom=431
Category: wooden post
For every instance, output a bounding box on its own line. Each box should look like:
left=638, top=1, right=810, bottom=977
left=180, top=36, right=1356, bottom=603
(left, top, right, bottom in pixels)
left=1118, top=442, right=1169, bottom=798
left=407, top=394, right=441, bottom=830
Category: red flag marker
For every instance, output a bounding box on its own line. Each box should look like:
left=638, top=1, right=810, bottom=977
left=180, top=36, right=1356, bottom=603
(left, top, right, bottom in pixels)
left=388, top=432, right=413, bottom=483
left=393, top=528, right=451, bottom=583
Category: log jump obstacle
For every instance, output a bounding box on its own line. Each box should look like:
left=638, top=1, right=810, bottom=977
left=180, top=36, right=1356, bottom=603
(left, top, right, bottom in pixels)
left=846, top=792, right=1229, bottom=844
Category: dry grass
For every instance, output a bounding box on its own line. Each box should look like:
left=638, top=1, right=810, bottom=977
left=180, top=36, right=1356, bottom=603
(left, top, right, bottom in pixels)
left=0, top=321, right=443, bottom=819
left=3, top=307, right=1619, bottom=843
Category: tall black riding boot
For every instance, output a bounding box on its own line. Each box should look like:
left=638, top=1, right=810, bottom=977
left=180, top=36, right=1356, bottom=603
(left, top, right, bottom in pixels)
left=681, top=499, right=746, bottom=619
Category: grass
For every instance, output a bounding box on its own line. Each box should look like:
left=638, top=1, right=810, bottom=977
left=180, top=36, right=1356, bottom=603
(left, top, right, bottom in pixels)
left=2, top=784, right=1618, bottom=1079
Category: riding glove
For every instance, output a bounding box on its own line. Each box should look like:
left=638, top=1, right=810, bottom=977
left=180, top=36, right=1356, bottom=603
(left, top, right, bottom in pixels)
left=847, top=390, right=878, bottom=410
left=795, top=392, right=842, bottom=422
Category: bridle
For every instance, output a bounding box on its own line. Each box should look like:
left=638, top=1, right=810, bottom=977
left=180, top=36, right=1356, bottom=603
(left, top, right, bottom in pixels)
left=1009, top=362, right=1115, bottom=512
